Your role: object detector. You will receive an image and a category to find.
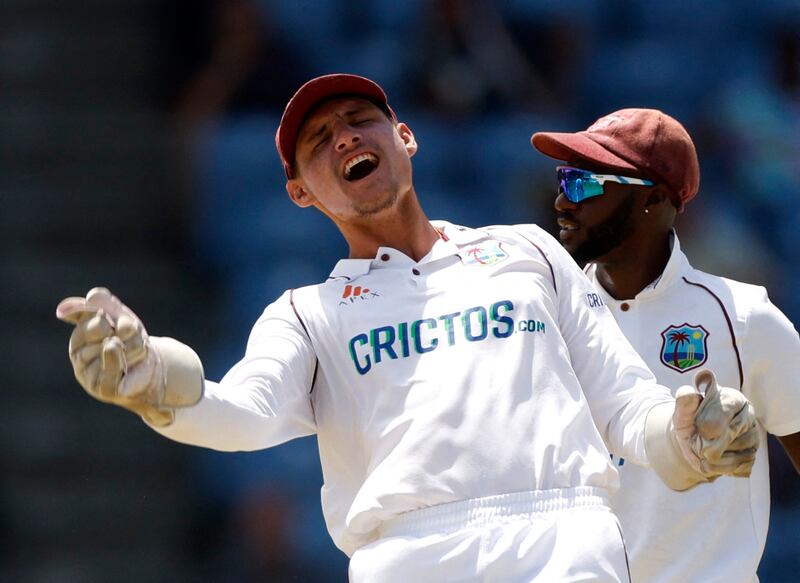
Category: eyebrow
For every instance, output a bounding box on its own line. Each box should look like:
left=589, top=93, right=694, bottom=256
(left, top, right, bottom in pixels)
left=305, top=123, right=328, bottom=145
left=301, top=105, right=374, bottom=146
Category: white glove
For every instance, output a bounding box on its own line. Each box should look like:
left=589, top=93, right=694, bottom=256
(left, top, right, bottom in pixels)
left=645, top=370, right=759, bottom=490
left=56, top=287, right=204, bottom=427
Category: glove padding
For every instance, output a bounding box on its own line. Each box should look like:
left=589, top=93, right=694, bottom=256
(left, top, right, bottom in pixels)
left=679, top=370, right=759, bottom=477
left=56, top=287, right=204, bottom=426
left=646, top=369, right=758, bottom=490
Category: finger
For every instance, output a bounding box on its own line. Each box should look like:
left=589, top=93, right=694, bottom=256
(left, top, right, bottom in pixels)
left=673, top=385, right=702, bottom=432
left=85, top=287, right=141, bottom=326
left=695, top=386, right=746, bottom=442
left=70, top=311, right=115, bottom=355
left=116, top=315, right=141, bottom=341
left=695, top=413, right=727, bottom=442
left=729, top=402, right=758, bottom=438
left=76, top=342, right=103, bottom=365
left=96, top=337, right=126, bottom=400
left=700, top=400, right=756, bottom=445
left=701, top=422, right=759, bottom=463
left=704, top=449, right=757, bottom=475
left=119, top=351, right=159, bottom=399
left=122, top=338, right=147, bottom=368
left=723, top=424, right=761, bottom=452
left=69, top=350, right=95, bottom=386
left=78, top=358, right=102, bottom=396
left=117, top=315, right=147, bottom=366
left=56, top=297, right=101, bottom=325
left=732, top=457, right=756, bottom=477
left=702, top=439, right=757, bottom=465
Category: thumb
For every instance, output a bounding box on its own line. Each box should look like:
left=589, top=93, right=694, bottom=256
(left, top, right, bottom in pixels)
left=694, top=369, right=718, bottom=400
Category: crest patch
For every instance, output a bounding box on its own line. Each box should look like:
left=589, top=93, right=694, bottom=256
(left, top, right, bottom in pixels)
left=660, top=323, right=709, bottom=373
left=461, top=241, right=508, bottom=266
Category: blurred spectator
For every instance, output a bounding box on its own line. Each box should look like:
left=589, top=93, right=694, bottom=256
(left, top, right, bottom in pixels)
left=160, top=0, right=310, bottom=123
left=184, top=442, right=347, bottom=582
left=704, top=22, right=800, bottom=246
left=702, top=20, right=800, bottom=320
left=156, top=3, right=345, bottom=582
left=409, top=0, right=562, bottom=118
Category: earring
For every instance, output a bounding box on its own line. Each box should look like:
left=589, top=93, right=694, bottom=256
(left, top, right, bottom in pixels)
left=644, top=209, right=649, bottom=214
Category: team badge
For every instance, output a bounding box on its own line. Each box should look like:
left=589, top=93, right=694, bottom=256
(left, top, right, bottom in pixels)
left=659, top=323, right=709, bottom=373
left=461, top=241, right=508, bottom=266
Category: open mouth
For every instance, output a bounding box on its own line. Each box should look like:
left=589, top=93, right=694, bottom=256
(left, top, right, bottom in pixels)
left=344, top=153, right=379, bottom=182
left=557, top=217, right=580, bottom=232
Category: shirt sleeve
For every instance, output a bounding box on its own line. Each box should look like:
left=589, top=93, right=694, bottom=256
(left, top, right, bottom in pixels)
left=152, top=290, right=318, bottom=451
left=740, top=290, right=800, bottom=436
left=525, top=226, right=674, bottom=465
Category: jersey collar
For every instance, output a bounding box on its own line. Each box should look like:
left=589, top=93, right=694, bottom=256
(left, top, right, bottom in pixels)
left=327, top=221, right=491, bottom=281
left=587, top=231, right=690, bottom=301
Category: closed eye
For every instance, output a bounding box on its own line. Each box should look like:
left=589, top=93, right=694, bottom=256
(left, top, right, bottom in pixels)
left=314, top=133, right=331, bottom=151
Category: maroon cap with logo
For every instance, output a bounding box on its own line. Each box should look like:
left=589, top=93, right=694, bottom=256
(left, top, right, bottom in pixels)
left=275, top=73, right=397, bottom=179
left=531, top=108, right=700, bottom=210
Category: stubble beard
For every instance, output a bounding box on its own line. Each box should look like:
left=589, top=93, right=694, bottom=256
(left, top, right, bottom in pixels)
left=353, top=190, right=398, bottom=217
left=569, top=196, right=636, bottom=264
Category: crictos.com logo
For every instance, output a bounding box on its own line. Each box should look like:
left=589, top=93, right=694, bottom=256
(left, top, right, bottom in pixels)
left=339, top=284, right=380, bottom=306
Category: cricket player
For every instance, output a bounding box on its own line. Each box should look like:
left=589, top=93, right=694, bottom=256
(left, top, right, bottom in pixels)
left=58, top=75, right=759, bottom=583
left=532, top=108, right=800, bottom=583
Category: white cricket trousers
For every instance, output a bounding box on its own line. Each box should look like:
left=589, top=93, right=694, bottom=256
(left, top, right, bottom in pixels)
left=349, top=487, right=631, bottom=583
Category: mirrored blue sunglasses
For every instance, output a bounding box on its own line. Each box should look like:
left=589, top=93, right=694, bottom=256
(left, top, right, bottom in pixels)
left=557, top=165, right=654, bottom=203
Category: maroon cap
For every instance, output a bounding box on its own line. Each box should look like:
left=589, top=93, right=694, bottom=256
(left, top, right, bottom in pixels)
left=275, top=73, right=397, bottom=179
left=531, top=108, right=700, bottom=210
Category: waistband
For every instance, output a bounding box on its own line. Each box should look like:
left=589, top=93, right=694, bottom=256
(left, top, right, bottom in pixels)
left=379, top=487, right=610, bottom=538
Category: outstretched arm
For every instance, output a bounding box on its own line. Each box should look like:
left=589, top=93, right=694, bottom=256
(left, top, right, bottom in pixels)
left=56, top=287, right=204, bottom=427
left=56, top=287, right=318, bottom=451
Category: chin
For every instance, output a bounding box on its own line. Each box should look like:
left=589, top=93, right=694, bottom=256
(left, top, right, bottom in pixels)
left=354, top=192, right=398, bottom=218
left=558, top=230, right=579, bottom=250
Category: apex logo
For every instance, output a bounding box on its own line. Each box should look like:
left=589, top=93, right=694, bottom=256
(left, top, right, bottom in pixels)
left=339, top=284, right=381, bottom=306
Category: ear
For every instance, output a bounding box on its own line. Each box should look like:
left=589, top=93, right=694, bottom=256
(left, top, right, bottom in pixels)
left=286, top=179, right=315, bottom=208
left=396, top=122, right=418, bottom=158
left=644, top=184, right=672, bottom=211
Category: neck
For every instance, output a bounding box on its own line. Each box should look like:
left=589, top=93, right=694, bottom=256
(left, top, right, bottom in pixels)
left=594, top=232, right=672, bottom=300
left=339, top=190, right=439, bottom=261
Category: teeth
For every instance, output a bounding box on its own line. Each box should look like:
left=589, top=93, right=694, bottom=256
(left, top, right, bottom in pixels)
left=557, top=219, right=579, bottom=231
left=344, top=153, right=378, bottom=178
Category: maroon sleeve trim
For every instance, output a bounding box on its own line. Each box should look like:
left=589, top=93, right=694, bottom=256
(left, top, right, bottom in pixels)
left=681, top=276, right=744, bottom=389
left=289, top=289, right=319, bottom=394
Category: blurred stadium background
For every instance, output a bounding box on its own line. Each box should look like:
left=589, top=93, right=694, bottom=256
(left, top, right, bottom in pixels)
left=2, top=0, right=799, bottom=581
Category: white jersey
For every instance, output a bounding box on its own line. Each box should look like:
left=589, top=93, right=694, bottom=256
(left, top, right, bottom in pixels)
left=155, top=222, right=672, bottom=556
left=591, top=234, right=800, bottom=583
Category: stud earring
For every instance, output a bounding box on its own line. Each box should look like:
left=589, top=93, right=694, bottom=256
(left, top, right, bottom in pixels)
left=644, top=209, right=649, bottom=214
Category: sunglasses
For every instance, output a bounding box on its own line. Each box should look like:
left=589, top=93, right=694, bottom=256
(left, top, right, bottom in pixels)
left=557, top=166, right=654, bottom=203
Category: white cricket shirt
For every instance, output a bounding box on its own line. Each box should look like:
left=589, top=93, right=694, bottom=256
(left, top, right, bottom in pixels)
left=594, top=234, right=800, bottom=583
left=156, top=222, right=673, bottom=556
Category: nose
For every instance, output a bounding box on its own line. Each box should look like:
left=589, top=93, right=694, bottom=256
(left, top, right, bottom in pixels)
left=335, top=122, right=361, bottom=152
left=554, top=189, right=578, bottom=212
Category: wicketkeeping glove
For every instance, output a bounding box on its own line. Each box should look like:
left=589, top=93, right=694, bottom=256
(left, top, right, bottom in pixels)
left=645, top=370, right=758, bottom=490
left=56, top=287, right=204, bottom=427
